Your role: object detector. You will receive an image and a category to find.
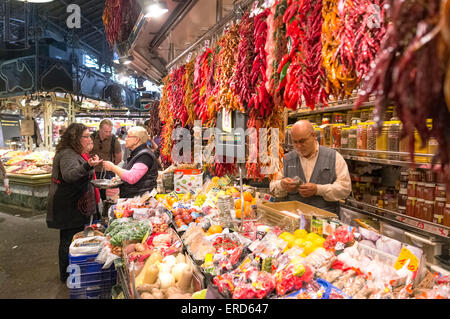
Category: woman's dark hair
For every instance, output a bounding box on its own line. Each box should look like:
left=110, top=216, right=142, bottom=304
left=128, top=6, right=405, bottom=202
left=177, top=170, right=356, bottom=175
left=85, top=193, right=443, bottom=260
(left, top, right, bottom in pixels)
left=56, top=123, right=88, bottom=154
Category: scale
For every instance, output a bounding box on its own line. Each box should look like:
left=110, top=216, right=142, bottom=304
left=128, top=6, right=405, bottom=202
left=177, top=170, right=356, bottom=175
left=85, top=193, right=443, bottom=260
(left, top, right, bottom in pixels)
left=215, top=109, right=248, bottom=231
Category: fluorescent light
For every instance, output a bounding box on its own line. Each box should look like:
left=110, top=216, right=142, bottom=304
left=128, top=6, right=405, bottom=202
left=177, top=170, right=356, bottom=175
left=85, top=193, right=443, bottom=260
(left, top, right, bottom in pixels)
left=144, top=0, right=168, bottom=18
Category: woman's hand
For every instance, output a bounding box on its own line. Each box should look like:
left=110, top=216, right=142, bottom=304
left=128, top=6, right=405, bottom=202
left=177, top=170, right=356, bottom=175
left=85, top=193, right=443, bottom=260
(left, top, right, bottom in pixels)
left=102, top=161, right=116, bottom=171
left=88, top=155, right=103, bottom=167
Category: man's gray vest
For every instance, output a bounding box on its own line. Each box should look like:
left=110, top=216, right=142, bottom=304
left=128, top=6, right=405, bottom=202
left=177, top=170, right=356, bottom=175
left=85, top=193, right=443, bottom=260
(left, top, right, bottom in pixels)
left=283, top=146, right=339, bottom=214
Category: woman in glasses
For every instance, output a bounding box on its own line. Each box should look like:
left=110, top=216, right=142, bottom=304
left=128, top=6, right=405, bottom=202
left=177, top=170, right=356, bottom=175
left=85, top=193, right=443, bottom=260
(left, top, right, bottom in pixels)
left=102, top=126, right=158, bottom=198
left=46, top=123, right=103, bottom=283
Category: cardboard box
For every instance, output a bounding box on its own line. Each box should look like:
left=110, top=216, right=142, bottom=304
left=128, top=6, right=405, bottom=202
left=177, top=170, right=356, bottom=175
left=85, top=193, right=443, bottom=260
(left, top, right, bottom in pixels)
left=257, top=201, right=338, bottom=233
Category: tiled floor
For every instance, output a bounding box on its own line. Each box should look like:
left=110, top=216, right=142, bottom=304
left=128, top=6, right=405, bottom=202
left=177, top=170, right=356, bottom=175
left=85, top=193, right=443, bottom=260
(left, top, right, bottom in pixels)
left=0, top=211, right=69, bottom=299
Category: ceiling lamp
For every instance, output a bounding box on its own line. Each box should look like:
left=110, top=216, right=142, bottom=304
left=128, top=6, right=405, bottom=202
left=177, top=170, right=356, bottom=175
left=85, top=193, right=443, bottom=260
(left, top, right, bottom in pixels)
left=142, top=0, right=169, bottom=18
left=15, top=0, right=55, bottom=3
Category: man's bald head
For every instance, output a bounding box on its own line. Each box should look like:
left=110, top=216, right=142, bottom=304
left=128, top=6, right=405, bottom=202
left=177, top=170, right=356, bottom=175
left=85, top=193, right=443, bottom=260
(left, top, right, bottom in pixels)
left=290, top=120, right=317, bottom=157
left=291, top=120, right=315, bottom=136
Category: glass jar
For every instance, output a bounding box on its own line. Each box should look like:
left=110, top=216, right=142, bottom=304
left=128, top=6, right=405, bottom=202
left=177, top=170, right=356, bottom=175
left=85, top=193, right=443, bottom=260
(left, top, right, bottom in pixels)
left=422, top=200, right=434, bottom=222
left=398, top=206, right=406, bottom=215
left=436, top=184, right=446, bottom=198
left=443, top=203, right=450, bottom=227
left=424, top=170, right=436, bottom=183
left=406, top=197, right=416, bottom=217
left=321, top=124, right=332, bottom=147
left=407, top=181, right=416, bottom=197
left=357, top=122, right=368, bottom=156
left=416, top=182, right=425, bottom=200
left=314, top=126, right=321, bottom=145
left=388, top=120, right=401, bottom=160
left=434, top=197, right=446, bottom=225
left=341, top=127, right=350, bottom=153
left=415, top=198, right=424, bottom=219
left=348, top=126, right=358, bottom=150
left=398, top=188, right=408, bottom=208
left=366, top=121, right=376, bottom=157
left=351, top=117, right=361, bottom=126
left=409, top=170, right=422, bottom=182
left=414, top=130, right=429, bottom=164
left=376, top=121, right=390, bottom=159
left=428, top=136, right=438, bottom=156
left=332, top=124, right=344, bottom=148
left=423, top=183, right=436, bottom=201
left=400, top=170, right=409, bottom=182
left=333, top=113, right=344, bottom=124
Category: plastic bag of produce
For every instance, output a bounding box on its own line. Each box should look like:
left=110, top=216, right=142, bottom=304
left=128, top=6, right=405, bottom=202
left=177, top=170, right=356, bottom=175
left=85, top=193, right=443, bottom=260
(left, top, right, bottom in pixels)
left=69, top=236, right=106, bottom=256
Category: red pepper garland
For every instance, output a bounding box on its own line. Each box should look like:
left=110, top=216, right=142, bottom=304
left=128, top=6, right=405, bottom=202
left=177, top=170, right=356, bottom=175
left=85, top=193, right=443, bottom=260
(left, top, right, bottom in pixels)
left=192, top=48, right=214, bottom=125
left=168, top=65, right=189, bottom=127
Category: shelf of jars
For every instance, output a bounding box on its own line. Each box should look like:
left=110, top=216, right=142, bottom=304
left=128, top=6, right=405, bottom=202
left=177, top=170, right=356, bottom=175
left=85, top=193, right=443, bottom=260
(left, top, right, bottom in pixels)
left=332, top=148, right=436, bottom=168
left=343, top=198, right=450, bottom=240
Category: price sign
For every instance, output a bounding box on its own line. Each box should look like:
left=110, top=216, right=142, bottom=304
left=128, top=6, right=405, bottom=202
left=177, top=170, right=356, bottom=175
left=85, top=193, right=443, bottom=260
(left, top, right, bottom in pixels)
left=394, top=247, right=419, bottom=273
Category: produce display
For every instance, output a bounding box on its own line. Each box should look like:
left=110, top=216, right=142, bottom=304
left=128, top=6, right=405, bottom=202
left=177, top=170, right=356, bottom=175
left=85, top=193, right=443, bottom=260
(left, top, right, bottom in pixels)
left=1, top=149, right=54, bottom=175
left=92, top=178, right=450, bottom=300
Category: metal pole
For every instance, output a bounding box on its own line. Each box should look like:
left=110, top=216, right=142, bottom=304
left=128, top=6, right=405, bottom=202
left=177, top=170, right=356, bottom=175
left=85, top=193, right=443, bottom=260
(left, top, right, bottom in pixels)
left=216, top=0, right=223, bottom=23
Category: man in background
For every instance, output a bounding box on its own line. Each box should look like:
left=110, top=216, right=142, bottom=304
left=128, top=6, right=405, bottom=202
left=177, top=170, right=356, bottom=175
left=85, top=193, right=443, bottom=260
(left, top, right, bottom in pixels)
left=91, top=119, right=122, bottom=199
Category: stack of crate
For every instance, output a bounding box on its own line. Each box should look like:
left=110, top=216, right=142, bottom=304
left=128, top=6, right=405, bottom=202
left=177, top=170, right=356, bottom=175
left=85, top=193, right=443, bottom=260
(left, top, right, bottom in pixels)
left=67, top=253, right=117, bottom=299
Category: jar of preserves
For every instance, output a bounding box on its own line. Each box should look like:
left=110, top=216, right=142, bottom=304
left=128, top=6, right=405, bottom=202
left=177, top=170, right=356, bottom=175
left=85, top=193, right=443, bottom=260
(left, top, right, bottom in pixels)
left=434, top=197, right=446, bottom=225
left=409, top=170, right=422, bottom=182
left=407, top=181, right=416, bottom=197
left=321, top=124, right=332, bottom=147
left=348, top=126, right=358, bottom=150
left=388, top=120, right=401, bottom=160
left=415, top=198, right=424, bottom=219
left=424, top=170, right=436, bottom=183
left=345, top=111, right=353, bottom=126
left=398, top=206, right=406, bottom=215
left=414, top=130, right=429, bottom=164
left=444, top=204, right=450, bottom=227
left=340, top=127, right=350, bottom=154
left=406, top=197, right=416, bottom=217
left=416, top=182, right=425, bottom=199
left=422, top=200, right=434, bottom=222
left=366, top=121, right=376, bottom=157
left=351, top=117, right=361, bottom=126
left=333, top=113, right=344, bottom=124
left=376, top=121, right=390, bottom=159
left=332, top=124, right=344, bottom=148
left=314, top=126, right=321, bottom=144
left=398, top=188, right=408, bottom=208
left=436, top=184, right=446, bottom=198
left=428, top=136, right=438, bottom=156
left=322, top=114, right=331, bottom=125
left=400, top=170, right=409, bottom=182
left=357, top=122, right=368, bottom=156
left=423, top=183, right=436, bottom=201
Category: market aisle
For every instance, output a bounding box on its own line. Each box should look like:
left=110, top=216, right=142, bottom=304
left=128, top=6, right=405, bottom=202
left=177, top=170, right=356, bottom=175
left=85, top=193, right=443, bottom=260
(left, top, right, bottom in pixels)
left=0, top=211, right=69, bottom=299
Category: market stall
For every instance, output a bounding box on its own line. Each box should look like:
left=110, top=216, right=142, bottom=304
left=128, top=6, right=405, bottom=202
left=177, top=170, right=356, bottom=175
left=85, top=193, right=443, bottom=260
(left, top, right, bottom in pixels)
left=67, top=177, right=449, bottom=300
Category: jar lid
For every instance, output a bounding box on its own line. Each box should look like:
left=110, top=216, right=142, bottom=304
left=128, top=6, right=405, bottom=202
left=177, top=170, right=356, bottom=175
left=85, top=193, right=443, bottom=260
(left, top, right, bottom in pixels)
left=417, top=198, right=424, bottom=202
left=417, top=182, right=425, bottom=186
left=410, top=170, right=421, bottom=175
left=399, top=188, right=407, bottom=194
left=400, top=171, right=409, bottom=175
left=425, top=200, right=435, bottom=204
left=407, top=197, right=416, bottom=200
left=446, top=203, right=450, bottom=208
left=436, top=197, right=447, bottom=202
left=408, top=181, right=417, bottom=184
left=425, top=183, right=436, bottom=187
left=398, top=206, right=406, bottom=210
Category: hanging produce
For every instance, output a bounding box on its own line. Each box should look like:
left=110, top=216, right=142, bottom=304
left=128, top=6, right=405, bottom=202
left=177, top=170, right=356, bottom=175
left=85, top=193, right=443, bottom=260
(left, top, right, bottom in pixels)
left=183, top=59, right=196, bottom=126
left=213, top=24, right=243, bottom=113
left=248, top=8, right=274, bottom=117
left=159, top=76, right=174, bottom=164
left=103, top=0, right=124, bottom=46
left=356, top=0, right=450, bottom=183
left=279, top=0, right=328, bottom=110
left=266, top=0, right=288, bottom=107
left=168, top=65, right=189, bottom=127
left=232, top=13, right=256, bottom=109
left=322, top=0, right=358, bottom=99
left=352, top=0, right=386, bottom=82
left=192, top=48, right=215, bottom=125
left=147, top=101, right=161, bottom=137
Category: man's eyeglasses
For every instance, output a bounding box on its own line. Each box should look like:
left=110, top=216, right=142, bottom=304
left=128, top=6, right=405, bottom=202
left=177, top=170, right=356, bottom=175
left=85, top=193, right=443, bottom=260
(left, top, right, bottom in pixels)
left=292, top=133, right=314, bottom=145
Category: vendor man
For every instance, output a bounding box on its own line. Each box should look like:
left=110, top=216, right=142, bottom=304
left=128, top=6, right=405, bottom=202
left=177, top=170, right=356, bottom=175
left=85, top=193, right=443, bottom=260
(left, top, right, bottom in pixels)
left=270, top=120, right=351, bottom=215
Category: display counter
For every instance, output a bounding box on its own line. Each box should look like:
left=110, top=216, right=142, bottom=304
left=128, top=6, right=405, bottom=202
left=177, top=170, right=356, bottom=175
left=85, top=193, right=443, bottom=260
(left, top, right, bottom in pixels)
left=0, top=173, right=50, bottom=215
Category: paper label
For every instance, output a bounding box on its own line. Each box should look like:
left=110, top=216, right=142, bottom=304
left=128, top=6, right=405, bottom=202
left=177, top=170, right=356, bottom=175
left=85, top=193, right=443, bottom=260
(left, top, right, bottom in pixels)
left=394, top=247, right=419, bottom=273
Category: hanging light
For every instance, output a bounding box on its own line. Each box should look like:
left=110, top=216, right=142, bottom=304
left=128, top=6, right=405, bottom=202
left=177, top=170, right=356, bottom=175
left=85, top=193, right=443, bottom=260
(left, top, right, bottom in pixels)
left=139, top=0, right=169, bottom=18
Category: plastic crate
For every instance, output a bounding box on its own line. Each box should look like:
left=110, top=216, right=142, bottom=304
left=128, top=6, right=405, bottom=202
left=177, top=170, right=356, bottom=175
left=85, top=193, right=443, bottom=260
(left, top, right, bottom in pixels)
left=67, top=266, right=117, bottom=288
left=70, top=283, right=114, bottom=299
left=69, top=253, right=99, bottom=264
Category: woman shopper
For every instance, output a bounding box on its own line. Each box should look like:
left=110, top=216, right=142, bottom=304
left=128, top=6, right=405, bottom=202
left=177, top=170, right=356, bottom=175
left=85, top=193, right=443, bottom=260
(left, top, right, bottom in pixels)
left=46, top=123, right=103, bottom=282
left=103, top=126, right=158, bottom=198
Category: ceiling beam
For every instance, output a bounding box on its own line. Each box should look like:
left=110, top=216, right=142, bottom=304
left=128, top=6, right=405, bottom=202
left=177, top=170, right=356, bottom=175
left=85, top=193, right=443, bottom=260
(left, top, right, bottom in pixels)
left=148, top=0, right=199, bottom=53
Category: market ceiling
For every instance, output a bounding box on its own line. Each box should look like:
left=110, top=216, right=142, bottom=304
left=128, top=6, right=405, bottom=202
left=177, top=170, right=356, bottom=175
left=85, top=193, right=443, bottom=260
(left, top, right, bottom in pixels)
left=0, top=0, right=240, bottom=84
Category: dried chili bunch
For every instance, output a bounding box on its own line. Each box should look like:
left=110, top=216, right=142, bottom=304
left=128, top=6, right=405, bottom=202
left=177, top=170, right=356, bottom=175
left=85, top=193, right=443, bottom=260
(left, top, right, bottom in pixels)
left=168, top=65, right=189, bottom=127
left=103, top=0, right=124, bottom=46
left=192, top=48, right=215, bottom=125
left=356, top=0, right=450, bottom=181
left=233, top=13, right=256, bottom=109
left=183, top=59, right=196, bottom=126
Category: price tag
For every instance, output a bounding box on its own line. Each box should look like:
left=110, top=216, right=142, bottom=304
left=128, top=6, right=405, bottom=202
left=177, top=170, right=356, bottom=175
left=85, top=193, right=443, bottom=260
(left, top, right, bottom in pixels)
left=394, top=247, right=419, bottom=272
left=204, top=253, right=213, bottom=264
